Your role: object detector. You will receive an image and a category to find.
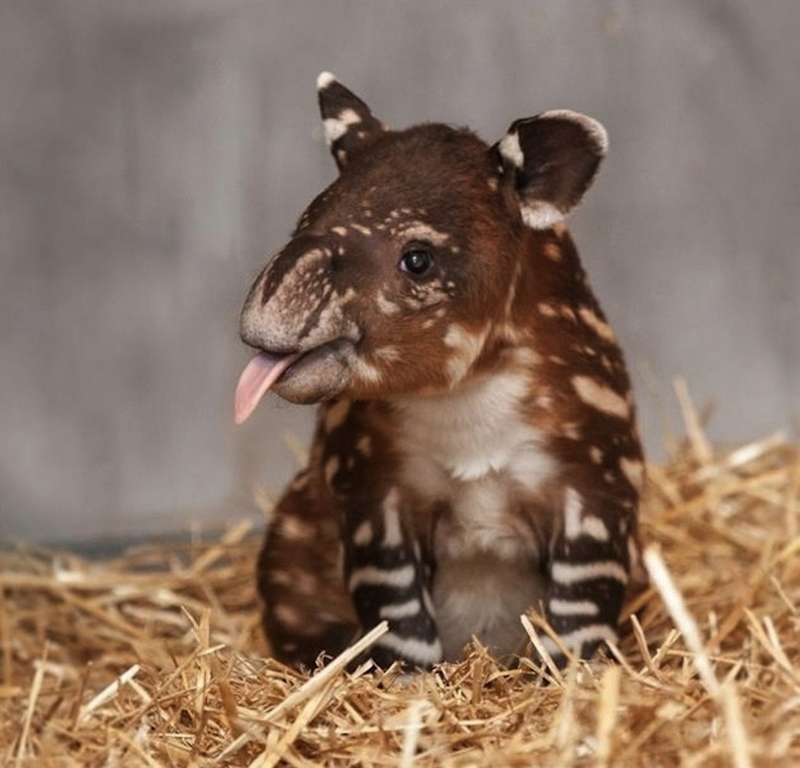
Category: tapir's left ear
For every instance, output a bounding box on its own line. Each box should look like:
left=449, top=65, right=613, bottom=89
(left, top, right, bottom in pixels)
left=493, top=110, right=608, bottom=230
left=317, top=72, right=386, bottom=171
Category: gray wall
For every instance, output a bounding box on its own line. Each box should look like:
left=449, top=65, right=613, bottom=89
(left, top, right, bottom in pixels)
left=1, top=1, right=798, bottom=545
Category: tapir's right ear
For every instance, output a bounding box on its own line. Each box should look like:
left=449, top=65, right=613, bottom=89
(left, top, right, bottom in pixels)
left=317, top=72, right=386, bottom=171
left=493, top=110, right=608, bottom=230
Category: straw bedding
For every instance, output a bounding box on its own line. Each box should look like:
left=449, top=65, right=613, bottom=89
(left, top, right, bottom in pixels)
left=2, top=390, right=799, bottom=766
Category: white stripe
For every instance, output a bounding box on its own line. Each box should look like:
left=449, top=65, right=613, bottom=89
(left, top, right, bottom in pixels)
left=379, top=598, right=422, bottom=621
left=348, top=564, right=416, bottom=591
left=548, top=598, right=600, bottom=617
left=421, top=588, right=436, bottom=618
left=563, top=487, right=583, bottom=540
left=376, top=633, right=443, bottom=665
left=541, top=623, right=618, bottom=655
left=382, top=489, right=403, bottom=547
left=551, top=560, right=628, bottom=585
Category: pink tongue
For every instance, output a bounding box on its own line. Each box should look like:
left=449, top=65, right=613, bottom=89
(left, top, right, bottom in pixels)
left=234, top=352, right=300, bottom=425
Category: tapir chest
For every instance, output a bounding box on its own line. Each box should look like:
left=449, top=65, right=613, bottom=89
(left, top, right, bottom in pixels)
left=391, top=376, right=557, bottom=658
left=392, top=371, right=556, bottom=548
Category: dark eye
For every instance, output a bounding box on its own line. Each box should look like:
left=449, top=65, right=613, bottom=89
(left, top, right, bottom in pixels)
left=399, top=247, right=434, bottom=277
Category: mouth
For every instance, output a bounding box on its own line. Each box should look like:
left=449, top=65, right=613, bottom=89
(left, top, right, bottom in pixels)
left=234, top=341, right=352, bottom=423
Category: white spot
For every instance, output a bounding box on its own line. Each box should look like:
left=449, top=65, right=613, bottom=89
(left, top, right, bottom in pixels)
left=351, top=356, right=383, bottom=385
left=374, top=633, right=443, bottom=665
left=514, top=347, right=540, bottom=366
left=331, top=226, right=347, bottom=237
left=537, top=302, right=558, bottom=318
left=353, top=520, right=373, bottom=547
left=379, top=598, right=422, bottom=621
left=503, top=262, right=521, bottom=319
left=374, top=345, right=400, bottom=362
left=560, top=423, right=582, bottom=440
left=572, top=376, right=631, bottom=419
left=544, top=242, right=563, bottom=262
left=551, top=560, right=628, bottom=585
left=397, top=221, right=450, bottom=246
left=382, top=489, right=404, bottom=548
left=273, top=603, right=303, bottom=628
left=498, top=130, right=524, bottom=169
left=324, top=455, right=340, bottom=486
left=589, top=446, right=604, bottom=464
left=520, top=201, right=565, bottom=230
left=376, top=290, right=400, bottom=316
left=443, top=323, right=487, bottom=383
left=548, top=598, right=600, bottom=617
left=324, top=399, right=350, bottom=432
left=356, top=435, right=372, bottom=456
left=323, top=107, right=362, bottom=146
left=267, top=570, right=292, bottom=586
left=348, top=564, right=416, bottom=591
left=535, top=393, right=553, bottom=409
left=290, top=473, right=310, bottom=491
left=578, top=307, right=617, bottom=343
left=351, top=223, right=371, bottom=236
left=620, top=457, right=645, bottom=491
left=279, top=515, right=315, bottom=541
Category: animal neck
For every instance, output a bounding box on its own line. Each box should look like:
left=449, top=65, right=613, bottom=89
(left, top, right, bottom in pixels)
left=390, top=364, right=538, bottom=482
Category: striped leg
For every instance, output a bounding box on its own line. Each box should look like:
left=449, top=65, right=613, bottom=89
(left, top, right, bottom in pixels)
left=343, top=487, right=442, bottom=669
left=543, top=486, right=633, bottom=664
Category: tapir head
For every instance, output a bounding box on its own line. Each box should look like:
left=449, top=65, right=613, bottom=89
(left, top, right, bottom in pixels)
left=235, top=73, right=607, bottom=423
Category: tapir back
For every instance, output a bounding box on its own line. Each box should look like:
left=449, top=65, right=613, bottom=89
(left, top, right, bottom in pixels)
left=236, top=74, right=643, bottom=670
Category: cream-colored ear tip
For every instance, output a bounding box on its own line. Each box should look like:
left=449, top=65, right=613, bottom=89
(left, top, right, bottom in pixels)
left=316, top=71, right=338, bottom=91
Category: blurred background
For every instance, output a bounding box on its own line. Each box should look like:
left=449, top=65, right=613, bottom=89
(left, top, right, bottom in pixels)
left=1, top=1, right=798, bottom=546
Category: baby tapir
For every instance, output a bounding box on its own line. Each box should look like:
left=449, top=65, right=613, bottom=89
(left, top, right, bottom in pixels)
left=235, top=73, right=644, bottom=670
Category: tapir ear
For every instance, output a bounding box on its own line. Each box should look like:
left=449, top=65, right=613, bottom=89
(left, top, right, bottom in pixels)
left=317, top=72, right=386, bottom=170
left=493, top=110, right=608, bottom=230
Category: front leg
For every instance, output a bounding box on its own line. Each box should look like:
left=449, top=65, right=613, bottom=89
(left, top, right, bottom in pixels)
left=542, top=482, right=639, bottom=664
left=322, top=400, right=442, bottom=669
left=341, top=487, right=442, bottom=669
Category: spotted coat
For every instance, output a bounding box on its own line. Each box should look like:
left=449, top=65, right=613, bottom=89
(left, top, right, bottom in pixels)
left=235, top=73, right=645, bottom=670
